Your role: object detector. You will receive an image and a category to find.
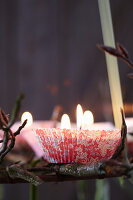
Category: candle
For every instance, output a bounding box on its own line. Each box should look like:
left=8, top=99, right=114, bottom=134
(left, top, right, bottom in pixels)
left=35, top=105, right=121, bottom=164
left=82, top=111, right=94, bottom=130
left=12, top=112, right=54, bottom=157
left=61, top=114, right=71, bottom=129
left=76, top=104, right=84, bottom=129
left=76, top=104, right=94, bottom=130
left=21, top=111, right=33, bottom=127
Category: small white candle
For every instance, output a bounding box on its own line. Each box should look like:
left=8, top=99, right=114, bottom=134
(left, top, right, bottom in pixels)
left=21, top=112, right=33, bottom=127
left=82, top=110, right=94, bottom=130
left=61, top=114, right=71, bottom=129
left=76, top=104, right=84, bottom=129
left=76, top=104, right=94, bottom=130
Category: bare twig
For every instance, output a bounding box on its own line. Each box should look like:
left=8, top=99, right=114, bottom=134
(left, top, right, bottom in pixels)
left=0, top=109, right=9, bottom=128
left=97, top=43, right=133, bottom=73
left=0, top=94, right=27, bottom=163
left=112, top=109, right=127, bottom=160
left=14, top=120, right=27, bottom=136
left=8, top=94, right=24, bottom=128
left=7, top=165, right=42, bottom=186
left=0, top=132, right=8, bottom=154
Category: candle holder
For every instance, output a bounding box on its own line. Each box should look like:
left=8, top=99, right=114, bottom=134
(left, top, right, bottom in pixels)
left=35, top=128, right=121, bottom=164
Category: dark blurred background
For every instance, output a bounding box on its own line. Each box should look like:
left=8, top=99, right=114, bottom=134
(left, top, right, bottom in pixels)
left=1, top=0, right=133, bottom=122
left=1, top=0, right=133, bottom=199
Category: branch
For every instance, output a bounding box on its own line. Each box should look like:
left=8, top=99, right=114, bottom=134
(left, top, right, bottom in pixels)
left=8, top=94, right=24, bottom=128
left=0, top=160, right=132, bottom=184
left=0, top=94, right=27, bottom=162
left=7, top=165, right=42, bottom=186
left=97, top=43, right=133, bottom=78
left=112, top=109, right=127, bottom=160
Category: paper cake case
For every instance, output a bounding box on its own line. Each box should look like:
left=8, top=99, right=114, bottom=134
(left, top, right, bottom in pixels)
left=34, top=128, right=121, bottom=165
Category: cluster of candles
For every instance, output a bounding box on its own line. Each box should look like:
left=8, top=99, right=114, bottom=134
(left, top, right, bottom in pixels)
left=15, top=104, right=119, bottom=163
left=4, top=103, right=130, bottom=164
left=21, top=104, right=114, bottom=131
left=34, top=105, right=121, bottom=164
left=61, top=104, right=94, bottom=130
left=0, top=102, right=131, bottom=164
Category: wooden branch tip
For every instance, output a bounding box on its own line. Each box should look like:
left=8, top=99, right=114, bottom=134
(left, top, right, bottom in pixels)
left=0, top=94, right=26, bottom=162
left=8, top=93, right=24, bottom=128
left=97, top=43, right=133, bottom=70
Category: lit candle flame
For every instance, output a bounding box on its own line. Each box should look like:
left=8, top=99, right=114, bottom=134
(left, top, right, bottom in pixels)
left=61, top=114, right=71, bottom=129
left=76, top=104, right=84, bottom=129
left=82, top=110, right=94, bottom=129
left=21, top=112, right=33, bottom=127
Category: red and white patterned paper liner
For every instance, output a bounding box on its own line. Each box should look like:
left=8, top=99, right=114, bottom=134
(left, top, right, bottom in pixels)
left=35, top=128, right=121, bottom=164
